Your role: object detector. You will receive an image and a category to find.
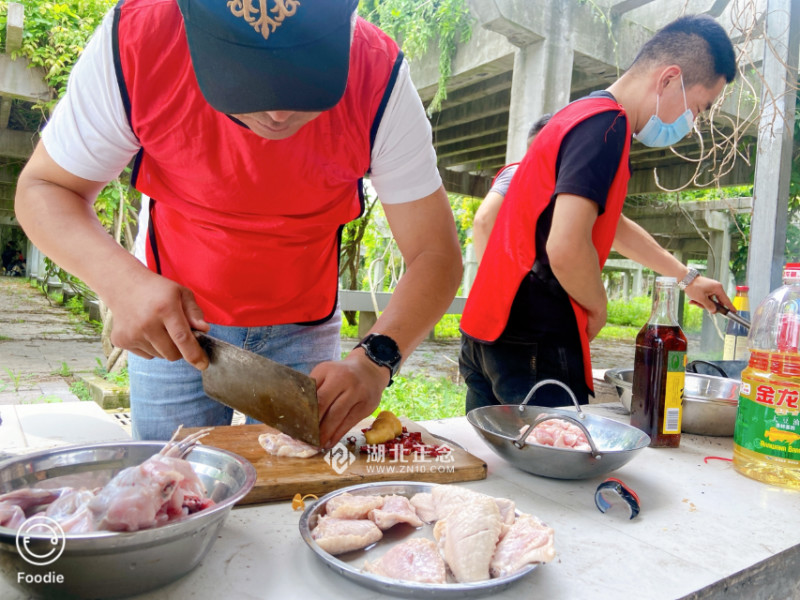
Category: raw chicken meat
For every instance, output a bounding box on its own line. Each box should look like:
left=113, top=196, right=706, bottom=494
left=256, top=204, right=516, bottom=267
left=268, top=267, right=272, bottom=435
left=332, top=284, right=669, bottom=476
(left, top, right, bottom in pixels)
left=431, top=485, right=515, bottom=526
left=433, top=495, right=503, bottom=583
left=0, top=427, right=215, bottom=533
left=258, top=432, right=320, bottom=458
left=521, top=419, right=591, bottom=451
left=0, top=504, right=24, bottom=529
left=368, top=495, right=423, bottom=530
left=409, top=492, right=436, bottom=523
left=363, top=538, right=446, bottom=583
left=490, top=513, right=556, bottom=578
left=311, top=517, right=383, bottom=555
left=326, top=493, right=383, bottom=519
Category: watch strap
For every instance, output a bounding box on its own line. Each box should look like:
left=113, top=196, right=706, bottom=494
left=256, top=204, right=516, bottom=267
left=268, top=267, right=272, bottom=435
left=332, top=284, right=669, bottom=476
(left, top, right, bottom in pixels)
left=678, top=267, right=699, bottom=290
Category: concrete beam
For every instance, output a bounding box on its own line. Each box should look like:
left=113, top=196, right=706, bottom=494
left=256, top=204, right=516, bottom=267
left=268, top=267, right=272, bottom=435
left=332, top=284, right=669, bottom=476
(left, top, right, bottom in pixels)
left=439, top=167, right=492, bottom=198
left=434, top=113, right=509, bottom=146
left=438, top=145, right=507, bottom=169
left=611, top=0, right=658, bottom=18
left=0, top=128, right=37, bottom=159
left=0, top=55, right=51, bottom=102
left=0, top=209, right=19, bottom=226
left=6, top=3, right=24, bottom=53
left=435, top=131, right=508, bottom=159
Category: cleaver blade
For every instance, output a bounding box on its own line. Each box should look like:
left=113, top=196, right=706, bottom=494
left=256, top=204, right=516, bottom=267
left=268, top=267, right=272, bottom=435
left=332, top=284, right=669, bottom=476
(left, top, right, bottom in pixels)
left=196, top=332, right=320, bottom=447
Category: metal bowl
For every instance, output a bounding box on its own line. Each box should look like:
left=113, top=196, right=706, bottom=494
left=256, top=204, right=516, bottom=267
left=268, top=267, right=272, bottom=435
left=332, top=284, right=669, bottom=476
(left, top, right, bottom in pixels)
left=467, top=380, right=650, bottom=480
left=0, top=441, right=256, bottom=599
left=604, top=368, right=739, bottom=436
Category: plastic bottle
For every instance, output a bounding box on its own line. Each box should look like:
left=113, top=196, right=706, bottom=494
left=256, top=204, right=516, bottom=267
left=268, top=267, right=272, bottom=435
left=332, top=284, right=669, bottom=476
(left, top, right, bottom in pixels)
left=723, top=286, right=750, bottom=361
left=630, top=277, right=688, bottom=447
left=733, top=263, right=800, bottom=488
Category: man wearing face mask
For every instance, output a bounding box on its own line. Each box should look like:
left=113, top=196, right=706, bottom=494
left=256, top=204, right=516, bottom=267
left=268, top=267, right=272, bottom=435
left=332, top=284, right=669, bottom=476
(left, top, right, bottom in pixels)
left=460, top=14, right=737, bottom=411
left=14, top=0, right=463, bottom=446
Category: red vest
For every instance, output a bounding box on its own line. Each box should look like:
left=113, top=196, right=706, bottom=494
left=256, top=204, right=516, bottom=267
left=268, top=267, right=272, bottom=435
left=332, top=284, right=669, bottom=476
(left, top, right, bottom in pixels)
left=461, top=97, right=631, bottom=391
left=114, top=0, right=401, bottom=326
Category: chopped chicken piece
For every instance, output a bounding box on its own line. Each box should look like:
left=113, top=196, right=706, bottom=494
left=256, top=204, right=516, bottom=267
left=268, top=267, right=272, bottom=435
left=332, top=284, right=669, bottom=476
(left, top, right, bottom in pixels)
left=311, top=516, right=383, bottom=555
left=520, top=419, right=591, bottom=451
left=490, top=513, right=556, bottom=578
left=363, top=538, right=446, bottom=583
left=433, top=495, right=502, bottom=583
left=368, top=495, right=423, bottom=530
left=431, top=485, right=514, bottom=525
left=326, top=493, right=384, bottom=519
left=409, top=492, right=436, bottom=523
left=258, top=432, right=320, bottom=458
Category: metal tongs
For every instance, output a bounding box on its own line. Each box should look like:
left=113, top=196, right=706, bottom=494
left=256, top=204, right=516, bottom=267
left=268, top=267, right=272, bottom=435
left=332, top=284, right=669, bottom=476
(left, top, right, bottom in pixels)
left=712, top=299, right=751, bottom=330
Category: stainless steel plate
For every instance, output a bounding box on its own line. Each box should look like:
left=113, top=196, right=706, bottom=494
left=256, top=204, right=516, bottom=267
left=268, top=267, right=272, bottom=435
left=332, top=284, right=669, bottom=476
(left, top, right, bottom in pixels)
left=298, top=481, right=540, bottom=598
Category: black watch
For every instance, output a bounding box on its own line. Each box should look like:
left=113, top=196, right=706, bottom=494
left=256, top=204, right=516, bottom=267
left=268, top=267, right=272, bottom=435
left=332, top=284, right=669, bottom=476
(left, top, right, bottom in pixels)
left=355, top=333, right=402, bottom=385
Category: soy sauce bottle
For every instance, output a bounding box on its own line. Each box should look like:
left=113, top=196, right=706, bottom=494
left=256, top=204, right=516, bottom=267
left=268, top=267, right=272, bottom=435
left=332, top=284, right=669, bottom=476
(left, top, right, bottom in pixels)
left=723, top=286, right=750, bottom=361
left=630, top=277, right=688, bottom=447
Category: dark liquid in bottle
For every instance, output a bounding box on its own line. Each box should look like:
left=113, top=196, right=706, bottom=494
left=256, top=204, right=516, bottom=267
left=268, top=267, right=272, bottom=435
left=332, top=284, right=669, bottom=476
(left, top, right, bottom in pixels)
left=630, top=324, right=687, bottom=448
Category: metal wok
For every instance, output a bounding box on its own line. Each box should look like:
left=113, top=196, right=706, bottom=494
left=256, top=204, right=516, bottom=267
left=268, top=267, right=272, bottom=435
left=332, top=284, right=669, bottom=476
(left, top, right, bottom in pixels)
left=467, top=380, right=650, bottom=480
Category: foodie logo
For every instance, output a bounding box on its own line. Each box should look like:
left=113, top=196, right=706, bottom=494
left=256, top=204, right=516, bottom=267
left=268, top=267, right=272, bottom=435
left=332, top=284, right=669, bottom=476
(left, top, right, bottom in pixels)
left=16, top=515, right=66, bottom=567
left=324, top=442, right=357, bottom=474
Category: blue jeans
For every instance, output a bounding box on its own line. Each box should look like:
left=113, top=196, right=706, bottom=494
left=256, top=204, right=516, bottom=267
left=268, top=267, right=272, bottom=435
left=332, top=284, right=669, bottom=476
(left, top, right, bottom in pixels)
left=130, top=315, right=341, bottom=440
left=459, top=335, right=588, bottom=413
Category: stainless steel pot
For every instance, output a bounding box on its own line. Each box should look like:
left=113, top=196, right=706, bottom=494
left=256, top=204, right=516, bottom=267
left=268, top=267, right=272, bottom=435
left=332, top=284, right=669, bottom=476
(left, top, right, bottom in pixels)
left=604, top=368, right=739, bottom=437
left=0, top=441, right=256, bottom=599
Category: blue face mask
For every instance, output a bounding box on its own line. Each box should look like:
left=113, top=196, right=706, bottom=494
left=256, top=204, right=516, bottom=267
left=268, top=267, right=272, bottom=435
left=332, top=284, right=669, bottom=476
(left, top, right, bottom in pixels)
left=634, top=76, right=694, bottom=148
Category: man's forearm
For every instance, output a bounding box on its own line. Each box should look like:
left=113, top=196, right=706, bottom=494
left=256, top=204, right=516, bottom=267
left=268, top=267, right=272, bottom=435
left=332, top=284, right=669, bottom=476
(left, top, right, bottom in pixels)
left=613, top=215, right=690, bottom=279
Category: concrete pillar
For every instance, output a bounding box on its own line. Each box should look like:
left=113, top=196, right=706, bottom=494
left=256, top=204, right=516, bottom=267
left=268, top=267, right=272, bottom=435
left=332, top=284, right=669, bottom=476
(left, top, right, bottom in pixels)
left=505, top=8, right=574, bottom=162
left=463, top=243, right=477, bottom=295
left=621, top=271, right=630, bottom=302
left=747, top=0, right=800, bottom=307
left=700, top=224, right=731, bottom=355
left=633, top=265, right=643, bottom=298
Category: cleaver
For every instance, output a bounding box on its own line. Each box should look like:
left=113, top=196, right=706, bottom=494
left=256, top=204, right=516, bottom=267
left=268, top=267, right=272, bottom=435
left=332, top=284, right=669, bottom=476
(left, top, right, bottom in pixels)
left=195, top=332, right=320, bottom=446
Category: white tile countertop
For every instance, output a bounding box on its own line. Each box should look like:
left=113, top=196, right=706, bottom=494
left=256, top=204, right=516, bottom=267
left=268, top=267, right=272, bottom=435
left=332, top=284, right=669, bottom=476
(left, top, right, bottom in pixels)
left=1, top=403, right=799, bottom=599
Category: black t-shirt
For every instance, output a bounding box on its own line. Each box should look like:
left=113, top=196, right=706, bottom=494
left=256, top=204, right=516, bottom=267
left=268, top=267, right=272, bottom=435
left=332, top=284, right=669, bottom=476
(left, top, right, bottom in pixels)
left=500, top=91, right=630, bottom=344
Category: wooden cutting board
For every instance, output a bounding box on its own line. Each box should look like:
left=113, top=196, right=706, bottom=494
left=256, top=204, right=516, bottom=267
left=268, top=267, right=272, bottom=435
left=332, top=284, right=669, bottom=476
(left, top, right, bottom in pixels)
left=181, top=422, right=486, bottom=505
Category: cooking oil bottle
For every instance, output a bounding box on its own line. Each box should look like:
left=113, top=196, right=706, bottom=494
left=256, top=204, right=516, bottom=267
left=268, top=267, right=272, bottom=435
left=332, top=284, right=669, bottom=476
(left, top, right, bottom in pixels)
left=723, top=285, right=750, bottom=360
left=630, top=277, right=687, bottom=447
left=733, top=263, right=800, bottom=488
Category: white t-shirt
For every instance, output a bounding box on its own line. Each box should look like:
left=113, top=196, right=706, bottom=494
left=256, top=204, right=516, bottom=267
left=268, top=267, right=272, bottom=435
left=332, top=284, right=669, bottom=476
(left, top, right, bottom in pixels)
left=42, top=10, right=442, bottom=205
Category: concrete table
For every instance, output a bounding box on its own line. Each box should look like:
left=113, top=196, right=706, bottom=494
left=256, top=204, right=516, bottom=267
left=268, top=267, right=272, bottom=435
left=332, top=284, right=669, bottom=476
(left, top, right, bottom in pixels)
left=0, top=404, right=798, bottom=599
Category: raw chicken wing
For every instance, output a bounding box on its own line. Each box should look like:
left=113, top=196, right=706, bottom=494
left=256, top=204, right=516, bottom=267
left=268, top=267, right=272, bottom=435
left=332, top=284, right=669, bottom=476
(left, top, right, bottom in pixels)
left=490, top=513, right=556, bottom=577
left=409, top=492, right=436, bottom=523
left=311, top=516, right=383, bottom=555
left=258, top=432, right=320, bottom=458
left=368, top=495, right=423, bottom=530
left=433, top=495, right=503, bottom=583
left=363, top=538, right=446, bottom=583
left=326, top=493, right=383, bottom=519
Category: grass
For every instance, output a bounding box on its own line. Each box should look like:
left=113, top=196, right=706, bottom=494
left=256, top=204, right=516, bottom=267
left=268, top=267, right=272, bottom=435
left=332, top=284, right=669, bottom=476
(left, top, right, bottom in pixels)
left=69, top=380, right=92, bottom=402
left=376, top=374, right=466, bottom=421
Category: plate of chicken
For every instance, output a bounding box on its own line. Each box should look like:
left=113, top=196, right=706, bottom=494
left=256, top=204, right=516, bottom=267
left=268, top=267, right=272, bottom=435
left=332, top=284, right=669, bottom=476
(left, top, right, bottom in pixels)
left=298, top=481, right=555, bottom=597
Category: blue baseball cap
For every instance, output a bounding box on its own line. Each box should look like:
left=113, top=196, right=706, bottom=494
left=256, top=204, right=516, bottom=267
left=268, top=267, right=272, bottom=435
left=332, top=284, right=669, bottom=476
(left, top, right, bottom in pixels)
left=176, top=0, right=359, bottom=114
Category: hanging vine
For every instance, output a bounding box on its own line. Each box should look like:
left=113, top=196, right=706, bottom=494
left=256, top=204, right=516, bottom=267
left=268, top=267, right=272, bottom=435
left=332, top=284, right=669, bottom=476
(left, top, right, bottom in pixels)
left=360, top=0, right=474, bottom=114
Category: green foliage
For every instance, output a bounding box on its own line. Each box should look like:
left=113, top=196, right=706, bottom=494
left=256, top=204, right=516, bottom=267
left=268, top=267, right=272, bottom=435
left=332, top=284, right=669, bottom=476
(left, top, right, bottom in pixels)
left=360, top=0, right=473, bottom=113
left=2, top=0, right=116, bottom=107
left=377, top=374, right=465, bottom=420
left=69, top=380, right=92, bottom=402
left=595, top=324, right=639, bottom=340
left=52, top=361, right=72, bottom=377
left=605, top=295, right=703, bottom=334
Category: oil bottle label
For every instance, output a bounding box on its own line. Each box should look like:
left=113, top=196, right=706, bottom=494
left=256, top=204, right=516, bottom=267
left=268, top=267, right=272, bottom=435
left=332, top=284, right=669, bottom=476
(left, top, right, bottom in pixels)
left=734, top=376, right=800, bottom=463
left=663, top=351, right=686, bottom=434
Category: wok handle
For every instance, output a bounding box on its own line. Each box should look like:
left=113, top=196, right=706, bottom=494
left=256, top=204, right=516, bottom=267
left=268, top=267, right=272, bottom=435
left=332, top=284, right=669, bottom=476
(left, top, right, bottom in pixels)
left=514, top=413, right=602, bottom=458
left=519, top=379, right=584, bottom=414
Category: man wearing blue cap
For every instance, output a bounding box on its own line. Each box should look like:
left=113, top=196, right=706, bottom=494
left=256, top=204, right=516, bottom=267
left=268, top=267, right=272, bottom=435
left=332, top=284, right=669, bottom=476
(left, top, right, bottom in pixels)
left=15, top=0, right=462, bottom=447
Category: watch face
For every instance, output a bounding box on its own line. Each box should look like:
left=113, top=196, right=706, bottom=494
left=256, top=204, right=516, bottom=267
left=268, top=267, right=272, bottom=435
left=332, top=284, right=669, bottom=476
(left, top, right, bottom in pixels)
left=369, top=335, right=400, bottom=362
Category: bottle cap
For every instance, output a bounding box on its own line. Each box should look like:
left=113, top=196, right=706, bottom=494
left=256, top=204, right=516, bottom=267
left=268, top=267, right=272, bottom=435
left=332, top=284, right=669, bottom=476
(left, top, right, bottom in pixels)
left=736, top=285, right=749, bottom=291
left=785, top=263, right=800, bottom=282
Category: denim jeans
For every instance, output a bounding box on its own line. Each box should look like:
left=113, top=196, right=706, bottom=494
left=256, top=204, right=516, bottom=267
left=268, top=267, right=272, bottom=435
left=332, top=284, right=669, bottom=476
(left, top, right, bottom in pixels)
left=459, top=335, right=588, bottom=413
left=130, top=314, right=341, bottom=440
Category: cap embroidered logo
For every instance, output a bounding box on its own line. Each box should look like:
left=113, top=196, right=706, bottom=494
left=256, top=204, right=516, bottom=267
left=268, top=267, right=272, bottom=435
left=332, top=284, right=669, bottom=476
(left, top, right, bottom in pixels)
left=227, top=0, right=300, bottom=40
